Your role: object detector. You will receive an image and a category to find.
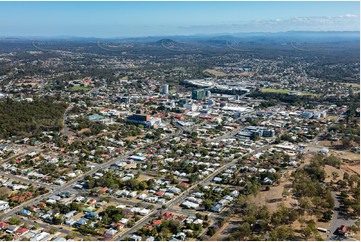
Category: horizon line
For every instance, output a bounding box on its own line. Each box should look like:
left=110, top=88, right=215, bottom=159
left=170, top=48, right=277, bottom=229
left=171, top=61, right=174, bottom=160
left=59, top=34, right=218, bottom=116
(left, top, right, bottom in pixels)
left=0, top=30, right=360, bottom=40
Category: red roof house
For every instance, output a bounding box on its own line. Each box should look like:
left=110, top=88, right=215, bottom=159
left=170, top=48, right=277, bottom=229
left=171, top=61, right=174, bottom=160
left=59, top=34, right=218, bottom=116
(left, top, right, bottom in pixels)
left=179, top=182, right=190, bottom=188
left=155, top=190, right=165, bottom=197
left=0, top=222, right=9, bottom=229
left=15, top=227, right=29, bottom=235
left=163, top=212, right=174, bottom=220
left=153, top=220, right=162, bottom=226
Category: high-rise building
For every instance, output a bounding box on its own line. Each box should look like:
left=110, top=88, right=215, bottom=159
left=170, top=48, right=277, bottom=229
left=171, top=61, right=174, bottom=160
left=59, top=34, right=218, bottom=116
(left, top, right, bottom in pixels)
left=205, top=90, right=211, bottom=98
left=192, top=89, right=206, bottom=100
left=162, top=84, right=169, bottom=95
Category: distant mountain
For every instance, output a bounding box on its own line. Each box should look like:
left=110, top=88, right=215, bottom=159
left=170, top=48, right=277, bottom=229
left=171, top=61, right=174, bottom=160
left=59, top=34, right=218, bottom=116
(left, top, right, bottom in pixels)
left=156, top=39, right=177, bottom=45
left=0, top=31, right=359, bottom=44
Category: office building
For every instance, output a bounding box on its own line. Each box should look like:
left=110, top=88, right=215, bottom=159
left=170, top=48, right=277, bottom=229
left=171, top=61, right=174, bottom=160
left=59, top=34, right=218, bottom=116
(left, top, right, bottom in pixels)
left=162, top=84, right=169, bottom=95
left=192, top=89, right=206, bottom=100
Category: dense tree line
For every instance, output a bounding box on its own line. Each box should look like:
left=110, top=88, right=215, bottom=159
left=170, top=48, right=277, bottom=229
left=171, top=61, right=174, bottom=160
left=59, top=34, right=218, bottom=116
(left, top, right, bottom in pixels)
left=0, top=97, right=67, bottom=138
left=249, top=90, right=319, bottom=106
left=292, top=155, right=336, bottom=220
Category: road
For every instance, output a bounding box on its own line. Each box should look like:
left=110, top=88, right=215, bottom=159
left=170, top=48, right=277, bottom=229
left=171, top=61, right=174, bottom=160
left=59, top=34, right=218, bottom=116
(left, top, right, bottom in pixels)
left=306, top=115, right=342, bottom=153
left=62, top=103, right=74, bottom=137
left=16, top=215, right=77, bottom=237
left=1, top=122, right=279, bottom=239
left=0, top=123, right=202, bottom=221
left=327, top=191, right=357, bottom=240
left=1, top=173, right=56, bottom=190
left=114, top=142, right=272, bottom=241
left=112, top=124, right=311, bottom=240
left=0, top=145, right=41, bottom=165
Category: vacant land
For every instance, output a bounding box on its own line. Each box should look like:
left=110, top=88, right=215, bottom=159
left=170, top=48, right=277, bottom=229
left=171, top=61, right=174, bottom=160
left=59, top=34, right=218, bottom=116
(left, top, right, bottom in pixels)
left=137, top=174, right=154, bottom=182
left=204, top=69, right=228, bottom=77
left=340, top=82, right=360, bottom=88
left=331, top=150, right=360, bottom=162
left=324, top=165, right=344, bottom=183
left=249, top=174, right=297, bottom=213
left=204, top=69, right=253, bottom=77
left=70, top=86, right=91, bottom=92
left=298, top=92, right=319, bottom=96
left=260, top=88, right=292, bottom=94
left=260, top=88, right=318, bottom=96
left=342, top=162, right=360, bottom=176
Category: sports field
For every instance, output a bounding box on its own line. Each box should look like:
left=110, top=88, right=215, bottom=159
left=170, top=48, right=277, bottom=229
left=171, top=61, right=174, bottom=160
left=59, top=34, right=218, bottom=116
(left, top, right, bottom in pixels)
left=70, top=86, right=91, bottom=92
left=260, top=88, right=292, bottom=94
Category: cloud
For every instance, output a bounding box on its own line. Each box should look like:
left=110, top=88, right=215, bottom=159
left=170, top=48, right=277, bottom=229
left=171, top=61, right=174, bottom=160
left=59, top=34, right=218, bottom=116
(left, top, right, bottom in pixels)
left=338, top=14, right=359, bottom=19
left=173, top=14, right=360, bottom=34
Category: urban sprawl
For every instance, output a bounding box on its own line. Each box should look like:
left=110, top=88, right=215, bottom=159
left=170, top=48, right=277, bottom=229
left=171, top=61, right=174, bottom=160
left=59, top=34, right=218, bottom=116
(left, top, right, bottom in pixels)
left=0, top=37, right=359, bottom=241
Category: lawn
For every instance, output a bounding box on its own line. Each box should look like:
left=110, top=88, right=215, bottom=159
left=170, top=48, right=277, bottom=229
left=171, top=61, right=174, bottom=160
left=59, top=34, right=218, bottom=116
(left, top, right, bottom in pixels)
left=260, top=88, right=292, bottom=94
left=70, top=86, right=91, bottom=92
left=299, top=92, right=319, bottom=97
left=261, top=88, right=319, bottom=97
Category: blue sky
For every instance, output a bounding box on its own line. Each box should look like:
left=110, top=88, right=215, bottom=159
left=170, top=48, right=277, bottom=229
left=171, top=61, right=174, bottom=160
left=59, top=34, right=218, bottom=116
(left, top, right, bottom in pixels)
left=0, top=1, right=359, bottom=37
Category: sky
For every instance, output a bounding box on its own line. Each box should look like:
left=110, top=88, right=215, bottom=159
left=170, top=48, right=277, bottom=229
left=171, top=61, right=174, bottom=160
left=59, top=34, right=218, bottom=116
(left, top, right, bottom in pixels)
left=0, top=1, right=359, bottom=38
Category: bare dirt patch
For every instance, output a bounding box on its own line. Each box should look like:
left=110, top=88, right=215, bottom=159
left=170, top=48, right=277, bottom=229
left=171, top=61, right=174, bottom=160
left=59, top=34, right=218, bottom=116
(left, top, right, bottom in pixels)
left=327, top=115, right=342, bottom=121
left=331, top=150, right=360, bottom=161
left=342, top=162, right=360, bottom=176
left=204, top=69, right=254, bottom=77
left=77, top=128, right=91, bottom=135
left=124, top=135, right=144, bottom=141
left=318, top=140, right=340, bottom=147
left=204, top=69, right=228, bottom=77
left=324, top=165, right=344, bottom=183
left=137, top=174, right=153, bottom=182
left=340, top=82, right=360, bottom=88
left=249, top=175, right=297, bottom=213
left=239, top=72, right=253, bottom=77
left=0, top=187, right=12, bottom=197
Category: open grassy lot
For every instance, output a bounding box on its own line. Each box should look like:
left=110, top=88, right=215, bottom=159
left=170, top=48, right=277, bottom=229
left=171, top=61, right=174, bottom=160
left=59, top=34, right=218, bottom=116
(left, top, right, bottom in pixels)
left=340, top=82, right=360, bottom=88
left=260, top=88, right=293, bottom=94
left=342, top=162, right=360, bottom=176
left=204, top=69, right=228, bottom=77
left=260, top=88, right=318, bottom=96
left=70, top=86, right=91, bottom=92
left=249, top=177, right=297, bottom=213
left=204, top=69, right=254, bottom=77
left=298, top=92, right=319, bottom=97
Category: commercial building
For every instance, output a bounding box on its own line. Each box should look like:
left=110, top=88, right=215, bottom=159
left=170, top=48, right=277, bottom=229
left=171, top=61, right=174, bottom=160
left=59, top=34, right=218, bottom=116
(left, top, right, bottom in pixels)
left=205, top=90, right=211, bottom=98
left=126, top=114, right=150, bottom=125
left=126, top=114, right=161, bottom=128
left=0, top=201, right=9, bottom=211
left=162, top=84, right=169, bottom=95
left=237, top=126, right=275, bottom=138
left=192, top=89, right=206, bottom=100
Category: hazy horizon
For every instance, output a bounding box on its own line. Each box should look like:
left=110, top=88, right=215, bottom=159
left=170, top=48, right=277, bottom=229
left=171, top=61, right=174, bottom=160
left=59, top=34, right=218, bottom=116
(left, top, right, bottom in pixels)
left=1, top=30, right=360, bottom=40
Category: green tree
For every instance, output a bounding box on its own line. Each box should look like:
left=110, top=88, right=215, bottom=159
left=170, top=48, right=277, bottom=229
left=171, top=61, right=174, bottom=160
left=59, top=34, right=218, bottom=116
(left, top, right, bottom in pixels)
left=269, top=225, right=295, bottom=241
left=237, top=222, right=251, bottom=240
left=8, top=217, right=21, bottom=225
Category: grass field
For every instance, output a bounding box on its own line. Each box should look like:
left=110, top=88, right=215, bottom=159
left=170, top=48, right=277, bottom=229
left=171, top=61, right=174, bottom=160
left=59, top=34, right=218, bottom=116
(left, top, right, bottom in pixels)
left=260, top=88, right=292, bottom=94
left=204, top=69, right=228, bottom=77
left=340, top=82, right=360, bottom=88
left=70, top=86, right=91, bottom=92
left=299, top=92, right=319, bottom=97
left=204, top=68, right=253, bottom=77
left=261, top=88, right=318, bottom=96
